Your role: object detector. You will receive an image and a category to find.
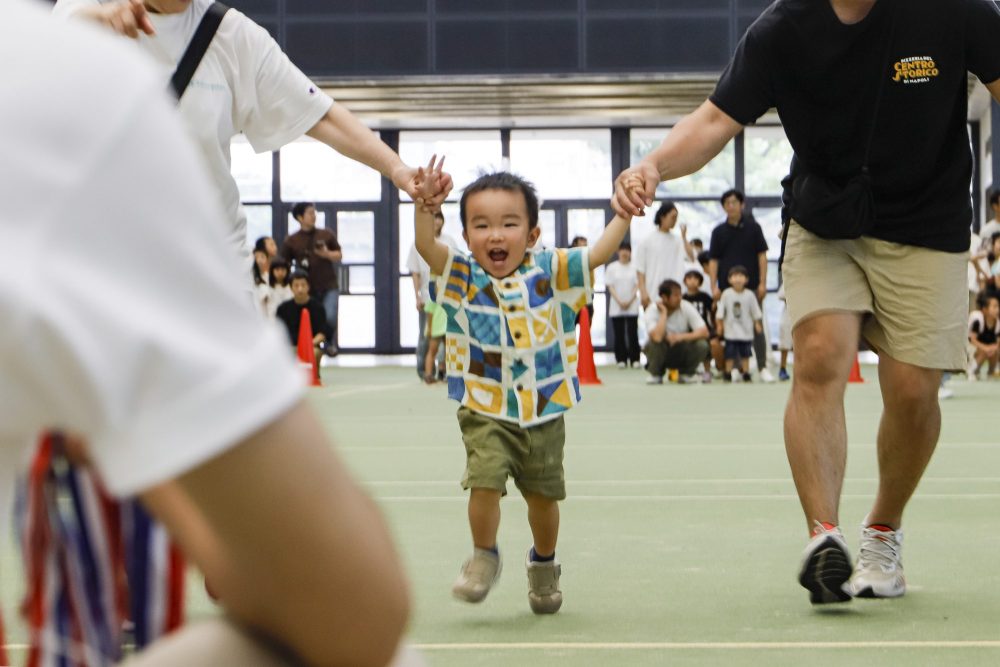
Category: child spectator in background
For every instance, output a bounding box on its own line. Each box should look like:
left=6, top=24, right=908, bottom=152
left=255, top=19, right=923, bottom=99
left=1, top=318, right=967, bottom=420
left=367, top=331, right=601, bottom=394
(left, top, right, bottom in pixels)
left=968, top=294, right=1000, bottom=380
left=254, top=235, right=278, bottom=260
left=252, top=246, right=271, bottom=317
left=606, top=242, right=641, bottom=368
left=697, top=251, right=713, bottom=295
left=423, top=294, right=447, bottom=383
left=682, top=269, right=722, bottom=382
left=716, top=265, right=763, bottom=383
left=414, top=161, right=631, bottom=615
left=777, top=282, right=793, bottom=381
left=267, top=256, right=292, bottom=320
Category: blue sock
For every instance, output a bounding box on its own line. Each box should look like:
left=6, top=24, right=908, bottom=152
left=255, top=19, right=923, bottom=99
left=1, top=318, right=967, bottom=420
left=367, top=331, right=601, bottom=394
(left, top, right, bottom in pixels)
left=530, top=547, right=555, bottom=562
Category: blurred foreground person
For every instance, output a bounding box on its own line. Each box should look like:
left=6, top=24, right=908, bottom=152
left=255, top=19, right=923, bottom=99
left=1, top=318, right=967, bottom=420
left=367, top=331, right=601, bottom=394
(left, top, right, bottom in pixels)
left=0, top=3, right=432, bottom=665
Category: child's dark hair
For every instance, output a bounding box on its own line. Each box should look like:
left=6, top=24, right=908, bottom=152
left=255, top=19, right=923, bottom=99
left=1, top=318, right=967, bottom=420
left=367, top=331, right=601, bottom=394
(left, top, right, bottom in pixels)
left=654, top=201, right=677, bottom=227
left=697, top=250, right=711, bottom=266
left=618, top=242, right=631, bottom=251
left=978, top=292, right=1000, bottom=309
left=989, top=188, right=1000, bottom=208
left=684, top=269, right=704, bottom=286
left=291, top=202, right=315, bottom=221
left=269, top=256, right=289, bottom=287
left=253, top=236, right=273, bottom=254
left=720, top=189, right=745, bottom=205
left=252, top=248, right=267, bottom=286
left=728, top=264, right=749, bottom=279
left=658, top=279, right=682, bottom=298
left=290, top=271, right=310, bottom=285
left=460, top=172, right=539, bottom=230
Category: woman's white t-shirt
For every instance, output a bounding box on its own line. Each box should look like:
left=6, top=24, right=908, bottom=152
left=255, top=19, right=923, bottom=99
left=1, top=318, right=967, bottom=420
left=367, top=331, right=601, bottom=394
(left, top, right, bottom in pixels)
left=604, top=260, right=640, bottom=317
left=54, top=0, right=334, bottom=262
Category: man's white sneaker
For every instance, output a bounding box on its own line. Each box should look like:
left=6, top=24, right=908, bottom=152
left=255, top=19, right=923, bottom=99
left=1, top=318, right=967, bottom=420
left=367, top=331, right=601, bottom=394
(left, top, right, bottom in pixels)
left=452, top=548, right=501, bottom=603
left=798, top=523, right=853, bottom=604
left=525, top=550, right=562, bottom=614
left=646, top=374, right=663, bottom=385
left=759, top=368, right=777, bottom=383
left=847, top=525, right=905, bottom=598
left=617, top=361, right=626, bottom=369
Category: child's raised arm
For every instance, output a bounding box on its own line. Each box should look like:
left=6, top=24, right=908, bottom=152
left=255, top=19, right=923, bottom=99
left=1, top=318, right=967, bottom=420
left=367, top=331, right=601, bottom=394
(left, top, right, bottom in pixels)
left=413, top=155, right=451, bottom=276
left=589, top=175, right=639, bottom=267
left=589, top=214, right=632, bottom=268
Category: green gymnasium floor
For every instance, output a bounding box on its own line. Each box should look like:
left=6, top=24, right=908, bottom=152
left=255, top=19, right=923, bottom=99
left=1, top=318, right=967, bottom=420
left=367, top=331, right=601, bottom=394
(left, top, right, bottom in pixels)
left=3, top=363, right=999, bottom=666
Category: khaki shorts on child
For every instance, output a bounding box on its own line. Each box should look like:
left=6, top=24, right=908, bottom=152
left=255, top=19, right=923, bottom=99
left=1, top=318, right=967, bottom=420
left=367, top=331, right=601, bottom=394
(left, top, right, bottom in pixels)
left=782, top=221, right=969, bottom=370
left=458, top=407, right=566, bottom=500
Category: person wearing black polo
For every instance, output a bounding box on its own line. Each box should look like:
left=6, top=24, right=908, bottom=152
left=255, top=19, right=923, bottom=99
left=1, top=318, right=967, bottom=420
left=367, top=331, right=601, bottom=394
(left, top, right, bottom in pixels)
left=707, top=189, right=774, bottom=382
left=612, top=0, right=1000, bottom=606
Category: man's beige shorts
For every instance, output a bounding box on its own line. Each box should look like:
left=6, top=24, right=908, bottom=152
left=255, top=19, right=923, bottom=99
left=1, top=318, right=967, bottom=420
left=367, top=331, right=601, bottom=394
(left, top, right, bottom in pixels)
left=782, top=221, right=969, bottom=370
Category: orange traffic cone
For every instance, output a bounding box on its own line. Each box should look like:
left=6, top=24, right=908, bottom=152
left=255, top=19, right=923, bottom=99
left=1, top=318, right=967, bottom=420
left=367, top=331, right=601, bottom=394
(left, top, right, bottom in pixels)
left=297, top=308, right=322, bottom=387
left=576, top=307, right=601, bottom=385
left=848, top=355, right=864, bottom=383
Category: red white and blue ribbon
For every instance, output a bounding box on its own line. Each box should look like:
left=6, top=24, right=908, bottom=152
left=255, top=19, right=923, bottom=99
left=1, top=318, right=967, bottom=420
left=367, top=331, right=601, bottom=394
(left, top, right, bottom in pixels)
left=17, top=433, right=185, bottom=666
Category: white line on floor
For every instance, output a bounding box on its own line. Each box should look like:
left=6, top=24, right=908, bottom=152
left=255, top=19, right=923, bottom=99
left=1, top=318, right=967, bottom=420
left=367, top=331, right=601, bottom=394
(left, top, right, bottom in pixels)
left=411, top=640, right=1000, bottom=651
left=364, top=477, right=1000, bottom=485
left=4, top=640, right=999, bottom=653
left=327, top=381, right=414, bottom=398
left=375, top=493, right=1000, bottom=502
left=338, top=442, right=999, bottom=451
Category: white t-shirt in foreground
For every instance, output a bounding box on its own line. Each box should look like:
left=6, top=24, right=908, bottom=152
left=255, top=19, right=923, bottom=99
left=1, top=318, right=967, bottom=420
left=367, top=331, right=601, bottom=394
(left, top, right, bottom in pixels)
left=604, top=260, right=640, bottom=317
left=0, top=2, right=304, bottom=506
left=54, top=0, right=334, bottom=263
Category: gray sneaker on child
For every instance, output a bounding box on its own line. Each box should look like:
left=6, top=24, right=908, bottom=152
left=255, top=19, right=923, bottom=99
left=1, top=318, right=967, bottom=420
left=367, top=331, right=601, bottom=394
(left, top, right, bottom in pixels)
left=525, top=549, right=562, bottom=614
left=452, top=548, right=501, bottom=603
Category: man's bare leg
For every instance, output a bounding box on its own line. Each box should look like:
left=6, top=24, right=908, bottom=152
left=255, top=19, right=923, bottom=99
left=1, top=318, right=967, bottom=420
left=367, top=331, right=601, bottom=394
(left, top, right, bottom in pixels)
left=867, top=354, right=942, bottom=528
left=784, top=312, right=863, bottom=533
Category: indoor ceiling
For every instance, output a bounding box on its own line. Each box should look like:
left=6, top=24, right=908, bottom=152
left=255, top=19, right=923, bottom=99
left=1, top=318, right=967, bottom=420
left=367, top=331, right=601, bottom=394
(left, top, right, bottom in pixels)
left=323, top=73, right=990, bottom=130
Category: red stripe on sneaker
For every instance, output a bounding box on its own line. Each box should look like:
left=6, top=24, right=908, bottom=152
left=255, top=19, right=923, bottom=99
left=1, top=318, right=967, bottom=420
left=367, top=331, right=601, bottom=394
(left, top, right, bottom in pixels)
left=868, top=524, right=895, bottom=532
left=810, top=521, right=838, bottom=537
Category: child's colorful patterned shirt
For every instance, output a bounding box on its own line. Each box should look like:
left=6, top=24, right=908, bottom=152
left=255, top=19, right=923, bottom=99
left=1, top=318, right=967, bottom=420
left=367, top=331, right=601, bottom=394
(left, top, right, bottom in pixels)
left=434, top=246, right=592, bottom=426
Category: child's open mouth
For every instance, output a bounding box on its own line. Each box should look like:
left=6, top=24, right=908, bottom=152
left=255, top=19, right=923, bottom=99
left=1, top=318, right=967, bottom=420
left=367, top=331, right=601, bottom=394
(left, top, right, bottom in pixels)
left=488, top=249, right=508, bottom=264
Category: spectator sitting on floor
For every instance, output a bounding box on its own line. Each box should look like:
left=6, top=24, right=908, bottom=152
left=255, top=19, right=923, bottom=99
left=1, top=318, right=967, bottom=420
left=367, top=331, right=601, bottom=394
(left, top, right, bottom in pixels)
left=968, top=294, right=1000, bottom=380
left=643, top=279, right=710, bottom=385
left=276, top=272, right=330, bottom=362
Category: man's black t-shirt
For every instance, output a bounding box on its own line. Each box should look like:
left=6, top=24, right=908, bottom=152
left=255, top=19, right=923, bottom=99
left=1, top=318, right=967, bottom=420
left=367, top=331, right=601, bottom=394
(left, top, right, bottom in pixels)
left=710, top=0, right=1000, bottom=253
left=708, top=216, right=769, bottom=291
left=276, top=298, right=330, bottom=346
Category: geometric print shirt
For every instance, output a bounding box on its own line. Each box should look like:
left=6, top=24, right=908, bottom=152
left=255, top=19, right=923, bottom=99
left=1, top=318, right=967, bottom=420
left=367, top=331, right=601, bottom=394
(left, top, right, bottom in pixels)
left=433, top=246, right=592, bottom=427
